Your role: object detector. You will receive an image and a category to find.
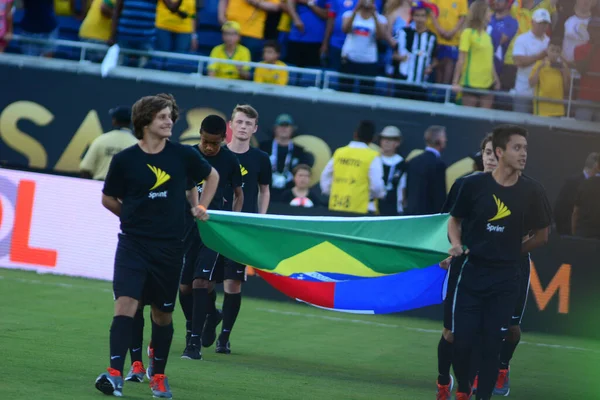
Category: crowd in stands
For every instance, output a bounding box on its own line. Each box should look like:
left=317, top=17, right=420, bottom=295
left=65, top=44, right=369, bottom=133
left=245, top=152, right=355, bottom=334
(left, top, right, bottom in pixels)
left=1, top=0, right=599, bottom=118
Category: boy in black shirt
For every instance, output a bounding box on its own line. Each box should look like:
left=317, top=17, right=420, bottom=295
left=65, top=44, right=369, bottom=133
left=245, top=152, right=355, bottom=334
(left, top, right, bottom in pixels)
left=214, top=104, right=271, bottom=354
left=448, top=125, right=551, bottom=400
left=178, top=115, right=244, bottom=361
left=94, top=94, right=219, bottom=399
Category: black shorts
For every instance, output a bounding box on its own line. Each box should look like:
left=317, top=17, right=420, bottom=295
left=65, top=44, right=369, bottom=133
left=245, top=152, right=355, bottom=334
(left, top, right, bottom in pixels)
left=443, top=255, right=467, bottom=330
left=180, top=230, right=246, bottom=284
left=113, top=234, right=184, bottom=313
left=510, top=254, right=531, bottom=326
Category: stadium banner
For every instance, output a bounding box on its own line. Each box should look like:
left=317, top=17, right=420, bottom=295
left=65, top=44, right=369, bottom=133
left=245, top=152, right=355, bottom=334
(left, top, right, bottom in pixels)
left=0, top=168, right=599, bottom=339
left=2, top=64, right=600, bottom=205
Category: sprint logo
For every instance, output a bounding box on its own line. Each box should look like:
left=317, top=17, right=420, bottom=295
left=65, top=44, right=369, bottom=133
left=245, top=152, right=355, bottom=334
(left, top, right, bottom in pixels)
left=147, top=164, right=171, bottom=190
left=240, top=165, right=248, bottom=176
left=196, top=180, right=205, bottom=193
left=488, top=195, right=511, bottom=222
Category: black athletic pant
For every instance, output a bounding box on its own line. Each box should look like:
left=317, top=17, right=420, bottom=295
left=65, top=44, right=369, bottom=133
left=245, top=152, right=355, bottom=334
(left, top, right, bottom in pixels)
left=451, top=258, right=520, bottom=399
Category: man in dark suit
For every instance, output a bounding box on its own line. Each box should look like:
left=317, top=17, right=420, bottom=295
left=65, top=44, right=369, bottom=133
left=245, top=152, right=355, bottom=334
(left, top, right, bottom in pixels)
left=405, top=125, right=448, bottom=215
left=259, top=114, right=314, bottom=202
left=554, top=152, right=598, bottom=235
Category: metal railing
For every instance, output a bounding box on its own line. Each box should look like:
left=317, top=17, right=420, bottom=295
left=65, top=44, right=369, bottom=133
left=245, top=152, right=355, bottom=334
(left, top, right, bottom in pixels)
left=7, top=34, right=600, bottom=117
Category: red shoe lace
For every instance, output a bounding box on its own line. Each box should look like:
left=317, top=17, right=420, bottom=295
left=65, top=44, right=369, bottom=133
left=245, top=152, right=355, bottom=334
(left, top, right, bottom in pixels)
left=107, top=368, right=121, bottom=377
left=132, top=361, right=146, bottom=374
left=436, top=382, right=451, bottom=400
left=496, top=369, right=508, bottom=389
left=151, top=374, right=167, bottom=392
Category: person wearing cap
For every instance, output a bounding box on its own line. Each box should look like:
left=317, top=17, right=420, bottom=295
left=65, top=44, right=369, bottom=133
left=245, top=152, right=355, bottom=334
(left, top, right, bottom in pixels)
left=574, top=16, right=600, bottom=121
left=320, top=120, right=386, bottom=215
left=511, top=8, right=551, bottom=114
left=370, top=126, right=406, bottom=216
left=80, top=106, right=137, bottom=180
left=207, top=21, right=251, bottom=80
left=259, top=113, right=314, bottom=202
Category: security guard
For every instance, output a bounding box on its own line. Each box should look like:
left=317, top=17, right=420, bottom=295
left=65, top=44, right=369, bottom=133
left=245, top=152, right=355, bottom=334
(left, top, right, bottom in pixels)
left=320, top=120, right=386, bottom=214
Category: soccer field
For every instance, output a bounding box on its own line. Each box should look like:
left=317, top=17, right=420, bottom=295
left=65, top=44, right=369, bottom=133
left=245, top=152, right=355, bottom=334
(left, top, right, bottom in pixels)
left=1, top=269, right=598, bottom=399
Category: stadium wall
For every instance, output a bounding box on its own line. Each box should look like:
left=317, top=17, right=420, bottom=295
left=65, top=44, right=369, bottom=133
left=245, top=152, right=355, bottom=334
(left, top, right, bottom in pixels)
left=0, top=168, right=598, bottom=340
left=1, top=63, right=600, bottom=205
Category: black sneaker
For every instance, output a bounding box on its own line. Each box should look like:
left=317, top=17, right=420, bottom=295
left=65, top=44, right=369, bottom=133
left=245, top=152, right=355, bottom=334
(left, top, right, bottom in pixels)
left=202, top=309, right=223, bottom=348
left=215, top=339, right=231, bottom=354
left=181, top=344, right=202, bottom=360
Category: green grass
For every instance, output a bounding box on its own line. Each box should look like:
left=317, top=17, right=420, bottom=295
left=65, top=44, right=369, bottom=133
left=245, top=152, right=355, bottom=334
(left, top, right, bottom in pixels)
left=1, top=268, right=598, bottom=399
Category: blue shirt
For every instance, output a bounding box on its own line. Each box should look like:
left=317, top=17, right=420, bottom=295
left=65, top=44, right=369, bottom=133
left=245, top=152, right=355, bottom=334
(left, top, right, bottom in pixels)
left=329, top=0, right=382, bottom=49
left=289, top=0, right=329, bottom=43
left=117, top=0, right=157, bottom=43
left=21, top=0, right=57, bottom=33
left=488, top=14, right=518, bottom=74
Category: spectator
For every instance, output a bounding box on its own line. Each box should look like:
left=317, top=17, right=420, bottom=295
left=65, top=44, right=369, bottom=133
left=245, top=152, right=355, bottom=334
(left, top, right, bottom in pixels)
left=277, top=8, right=293, bottom=59
left=155, top=0, right=198, bottom=54
left=452, top=0, right=500, bottom=109
left=79, top=106, right=137, bottom=180
left=394, top=3, right=438, bottom=101
left=285, top=0, right=329, bottom=68
left=384, top=0, right=411, bottom=75
left=339, top=0, right=387, bottom=95
left=554, top=152, right=598, bottom=235
left=0, top=0, right=13, bottom=53
left=404, top=125, right=447, bottom=216
left=489, top=0, right=519, bottom=82
left=572, top=155, right=600, bottom=239
left=218, top=0, right=280, bottom=61
left=79, top=0, right=114, bottom=44
left=321, top=0, right=383, bottom=72
left=320, top=120, right=386, bottom=215
left=511, top=8, right=550, bottom=114
left=574, top=16, right=600, bottom=121
left=428, top=0, right=469, bottom=85
left=373, top=126, right=407, bottom=216
left=281, top=164, right=322, bottom=207
left=259, top=113, right=313, bottom=201
left=563, top=0, right=594, bottom=64
left=529, top=38, right=570, bottom=117
left=20, top=0, right=58, bottom=57
left=254, top=40, right=289, bottom=85
left=207, top=21, right=252, bottom=80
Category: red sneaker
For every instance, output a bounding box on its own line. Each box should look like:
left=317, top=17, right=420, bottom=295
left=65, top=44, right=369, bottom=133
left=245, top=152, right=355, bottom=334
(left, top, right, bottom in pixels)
left=436, top=375, right=454, bottom=400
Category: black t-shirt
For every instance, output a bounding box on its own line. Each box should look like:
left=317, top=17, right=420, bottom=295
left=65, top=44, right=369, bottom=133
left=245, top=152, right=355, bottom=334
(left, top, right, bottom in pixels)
left=224, top=147, right=272, bottom=213
left=187, top=145, right=243, bottom=211
left=442, top=172, right=482, bottom=213
left=450, top=173, right=551, bottom=265
left=103, top=141, right=212, bottom=241
left=574, top=176, right=600, bottom=239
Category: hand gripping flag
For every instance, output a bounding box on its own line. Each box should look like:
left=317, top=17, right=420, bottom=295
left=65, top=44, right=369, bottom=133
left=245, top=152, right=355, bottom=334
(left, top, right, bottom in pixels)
left=197, top=212, right=450, bottom=314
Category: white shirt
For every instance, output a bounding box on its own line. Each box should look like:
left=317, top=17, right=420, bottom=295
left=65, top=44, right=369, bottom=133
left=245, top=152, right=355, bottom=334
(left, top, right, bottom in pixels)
left=320, top=141, right=387, bottom=201
left=563, top=15, right=591, bottom=63
left=368, top=154, right=406, bottom=213
left=512, top=31, right=549, bottom=95
left=341, top=11, right=387, bottom=64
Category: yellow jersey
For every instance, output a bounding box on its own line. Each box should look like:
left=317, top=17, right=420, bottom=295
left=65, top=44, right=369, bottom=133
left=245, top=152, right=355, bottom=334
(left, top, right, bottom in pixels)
left=54, top=0, right=72, bottom=16
left=253, top=61, right=289, bottom=85
left=226, top=0, right=280, bottom=39
left=155, top=0, right=195, bottom=33
left=79, top=0, right=114, bottom=42
left=278, top=12, right=292, bottom=33
left=531, top=61, right=565, bottom=117
left=428, top=0, right=468, bottom=47
left=459, top=28, right=494, bottom=89
left=329, top=146, right=379, bottom=214
left=208, top=44, right=252, bottom=79
left=79, top=129, right=138, bottom=181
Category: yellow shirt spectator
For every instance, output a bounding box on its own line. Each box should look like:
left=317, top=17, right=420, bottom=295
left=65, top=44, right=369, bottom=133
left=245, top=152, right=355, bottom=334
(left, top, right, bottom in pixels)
left=226, top=0, right=280, bottom=39
left=80, top=128, right=138, bottom=180
left=278, top=12, right=292, bottom=33
left=79, top=0, right=114, bottom=42
left=505, top=5, right=532, bottom=65
left=428, top=0, right=469, bottom=47
left=208, top=44, right=252, bottom=79
left=254, top=61, right=289, bottom=85
left=156, top=0, right=196, bottom=33
left=459, top=28, right=494, bottom=89
left=530, top=60, right=565, bottom=117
